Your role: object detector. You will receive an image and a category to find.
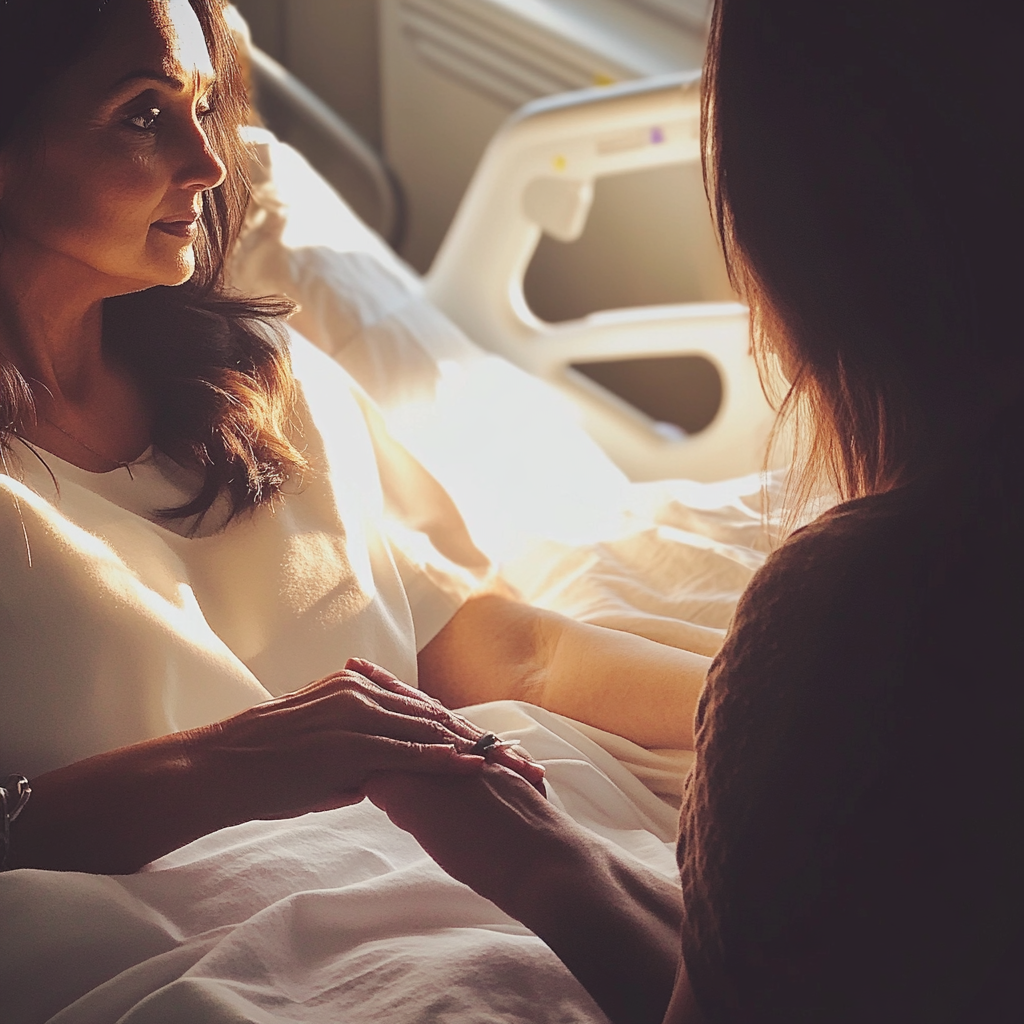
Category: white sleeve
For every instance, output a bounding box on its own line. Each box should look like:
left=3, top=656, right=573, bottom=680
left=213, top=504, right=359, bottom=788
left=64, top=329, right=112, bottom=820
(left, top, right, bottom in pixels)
left=349, top=382, right=491, bottom=651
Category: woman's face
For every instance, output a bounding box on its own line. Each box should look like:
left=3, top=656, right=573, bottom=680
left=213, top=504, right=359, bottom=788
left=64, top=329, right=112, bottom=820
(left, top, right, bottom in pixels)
left=0, top=0, right=226, bottom=297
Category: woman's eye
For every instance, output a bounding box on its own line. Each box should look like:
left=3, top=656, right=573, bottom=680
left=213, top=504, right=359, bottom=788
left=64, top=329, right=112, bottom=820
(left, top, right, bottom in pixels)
left=126, top=107, right=161, bottom=131
left=198, top=104, right=217, bottom=121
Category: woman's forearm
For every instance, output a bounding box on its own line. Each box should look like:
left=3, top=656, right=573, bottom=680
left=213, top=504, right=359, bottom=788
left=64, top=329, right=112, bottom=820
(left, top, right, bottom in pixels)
left=515, top=830, right=685, bottom=1024
left=419, top=595, right=711, bottom=748
left=10, top=664, right=513, bottom=874
left=539, top=616, right=709, bottom=748
left=367, top=765, right=686, bottom=1024
left=9, top=730, right=244, bottom=874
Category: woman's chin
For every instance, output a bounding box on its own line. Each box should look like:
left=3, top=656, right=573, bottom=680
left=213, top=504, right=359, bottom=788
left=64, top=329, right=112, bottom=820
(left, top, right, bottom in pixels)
left=162, top=247, right=198, bottom=287
left=103, top=259, right=196, bottom=297
left=145, top=257, right=197, bottom=291
left=142, top=236, right=199, bottom=287
left=168, top=261, right=197, bottom=287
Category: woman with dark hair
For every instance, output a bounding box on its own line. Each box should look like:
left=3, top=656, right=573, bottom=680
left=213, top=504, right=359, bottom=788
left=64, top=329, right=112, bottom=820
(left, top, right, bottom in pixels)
left=365, top=2, right=1023, bottom=1022
left=0, top=0, right=716, bottom=875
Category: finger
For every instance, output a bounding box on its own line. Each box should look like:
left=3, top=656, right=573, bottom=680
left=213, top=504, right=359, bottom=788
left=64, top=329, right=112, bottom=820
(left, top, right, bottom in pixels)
left=481, top=759, right=548, bottom=798
left=362, top=770, right=406, bottom=812
left=339, top=666, right=484, bottom=743
left=332, top=691, right=495, bottom=751
left=365, top=761, right=543, bottom=823
left=345, top=658, right=422, bottom=699
left=367, top=689, right=482, bottom=741
left=282, top=671, right=480, bottom=744
left=344, top=661, right=490, bottom=744
left=346, top=733, right=485, bottom=779
left=461, top=735, right=546, bottom=783
left=285, top=666, right=431, bottom=709
left=272, top=668, right=370, bottom=706
left=486, top=745, right=546, bottom=785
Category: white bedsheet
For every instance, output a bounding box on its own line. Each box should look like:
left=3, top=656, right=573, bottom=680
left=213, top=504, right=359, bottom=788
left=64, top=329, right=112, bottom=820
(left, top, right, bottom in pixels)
left=1, top=702, right=683, bottom=1024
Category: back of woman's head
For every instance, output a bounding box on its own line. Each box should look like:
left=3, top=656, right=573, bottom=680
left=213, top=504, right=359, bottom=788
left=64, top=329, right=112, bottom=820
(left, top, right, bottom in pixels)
left=704, top=0, right=1022, bottom=504
left=0, top=0, right=305, bottom=525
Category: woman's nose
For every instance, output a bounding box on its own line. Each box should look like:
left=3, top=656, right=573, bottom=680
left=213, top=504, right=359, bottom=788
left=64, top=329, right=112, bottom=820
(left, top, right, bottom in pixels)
left=179, top=118, right=227, bottom=193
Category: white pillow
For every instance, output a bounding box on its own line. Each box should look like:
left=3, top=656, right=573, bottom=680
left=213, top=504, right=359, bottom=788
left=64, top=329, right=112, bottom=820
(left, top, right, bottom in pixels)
left=228, top=128, right=630, bottom=561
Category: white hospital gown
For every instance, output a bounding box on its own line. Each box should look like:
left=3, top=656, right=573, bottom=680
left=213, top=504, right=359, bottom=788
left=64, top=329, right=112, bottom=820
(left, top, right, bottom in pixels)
left=0, top=330, right=484, bottom=779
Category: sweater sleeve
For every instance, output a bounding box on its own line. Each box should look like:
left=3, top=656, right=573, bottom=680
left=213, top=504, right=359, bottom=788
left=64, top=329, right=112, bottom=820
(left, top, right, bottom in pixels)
left=674, top=491, right=996, bottom=1023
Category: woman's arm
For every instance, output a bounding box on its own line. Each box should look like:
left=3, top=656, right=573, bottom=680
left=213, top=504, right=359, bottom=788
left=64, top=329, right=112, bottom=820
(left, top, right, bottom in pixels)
left=366, top=765, right=707, bottom=1024
left=9, top=661, right=536, bottom=874
left=418, top=594, right=714, bottom=748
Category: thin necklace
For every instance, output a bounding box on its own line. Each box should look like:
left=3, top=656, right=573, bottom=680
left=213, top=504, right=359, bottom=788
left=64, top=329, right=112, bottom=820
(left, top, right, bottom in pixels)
left=42, top=417, right=136, bottom=479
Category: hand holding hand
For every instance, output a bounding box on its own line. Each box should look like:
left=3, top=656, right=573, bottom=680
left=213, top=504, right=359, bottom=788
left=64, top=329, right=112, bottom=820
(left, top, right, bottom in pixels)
left=348, top=659, right=547, bottom=789
left=367, top=762, right=689, bottom=1024
left=190, top=658, right=544, bottom=823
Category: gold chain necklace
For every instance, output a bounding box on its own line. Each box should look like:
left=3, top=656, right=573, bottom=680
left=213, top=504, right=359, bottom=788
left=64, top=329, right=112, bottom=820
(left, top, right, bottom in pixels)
left=42, top=417, right=136, bottom=479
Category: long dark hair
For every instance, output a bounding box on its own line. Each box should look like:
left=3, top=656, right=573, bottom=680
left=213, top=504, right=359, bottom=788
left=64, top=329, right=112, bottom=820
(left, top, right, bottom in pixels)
left=0, top=0, right=307, bottom=523
left=703, top=0, right=1022, bottom=513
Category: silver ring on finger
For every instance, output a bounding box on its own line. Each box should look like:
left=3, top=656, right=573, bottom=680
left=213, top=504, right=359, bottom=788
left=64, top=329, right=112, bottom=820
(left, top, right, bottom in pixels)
left=467, top=733, right=521, bottom=759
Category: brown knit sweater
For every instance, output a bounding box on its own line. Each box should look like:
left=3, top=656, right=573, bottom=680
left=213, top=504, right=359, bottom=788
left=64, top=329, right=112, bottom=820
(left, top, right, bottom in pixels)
left=677, top=446, right=1022, bottom=1023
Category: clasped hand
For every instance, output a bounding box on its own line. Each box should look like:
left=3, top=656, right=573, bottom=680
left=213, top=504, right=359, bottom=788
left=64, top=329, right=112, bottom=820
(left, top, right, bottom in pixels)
left=191, top=658, right=546, bottom=823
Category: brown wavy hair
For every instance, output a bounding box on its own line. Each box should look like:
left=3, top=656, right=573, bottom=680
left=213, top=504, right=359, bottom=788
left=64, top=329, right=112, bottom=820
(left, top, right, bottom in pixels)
left=0, top=0, right=308, bottom=524
left=702, top=0, right=1021, bottom=517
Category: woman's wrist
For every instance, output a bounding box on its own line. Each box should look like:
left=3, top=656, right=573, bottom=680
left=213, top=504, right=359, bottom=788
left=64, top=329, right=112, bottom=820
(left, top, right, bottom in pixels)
left=174, top=724, right=258, bottom=832
left=504, top=816, right=602, bottom=931
left=9, top=730, right=248, bottom=873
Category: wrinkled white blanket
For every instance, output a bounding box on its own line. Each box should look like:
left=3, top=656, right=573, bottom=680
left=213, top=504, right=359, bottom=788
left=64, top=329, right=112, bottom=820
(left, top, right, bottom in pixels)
left=2, top=702, right=684, bottom=1024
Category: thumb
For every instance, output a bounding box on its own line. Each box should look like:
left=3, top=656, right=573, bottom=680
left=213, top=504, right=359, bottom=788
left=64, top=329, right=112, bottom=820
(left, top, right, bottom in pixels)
left=363, top=771, right=403, bottom=811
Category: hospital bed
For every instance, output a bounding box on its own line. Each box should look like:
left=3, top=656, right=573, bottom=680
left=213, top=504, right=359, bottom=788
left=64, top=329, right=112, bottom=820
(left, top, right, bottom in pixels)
left=426, top=71, right=776, bottom=483
left=1, top=39, right=786, bottom=1024
left=233, top=56, right=784, bottom=630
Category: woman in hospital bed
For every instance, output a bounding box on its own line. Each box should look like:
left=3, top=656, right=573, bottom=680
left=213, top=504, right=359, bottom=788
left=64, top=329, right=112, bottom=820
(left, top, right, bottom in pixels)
left=0, top=5, right=715, bottom=1015
left=0, top=0, right=713, bottom=875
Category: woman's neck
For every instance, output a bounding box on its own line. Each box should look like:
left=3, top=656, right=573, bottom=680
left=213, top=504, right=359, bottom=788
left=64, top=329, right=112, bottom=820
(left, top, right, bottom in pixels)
left=0, top=233, right=115, bottom=393
left=0, top=254, right=153, bottom=471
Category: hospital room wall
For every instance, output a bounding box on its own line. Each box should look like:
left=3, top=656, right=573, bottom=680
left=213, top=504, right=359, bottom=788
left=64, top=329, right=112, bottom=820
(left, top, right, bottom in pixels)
left=233, top=0, right=385, bottom=225
left=234, top=0, right=381, bottom=146
left=233, top=1, right=731, bottom=316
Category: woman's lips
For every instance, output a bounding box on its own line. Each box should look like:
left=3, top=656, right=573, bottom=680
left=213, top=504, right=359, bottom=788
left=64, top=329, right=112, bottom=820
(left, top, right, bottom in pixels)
left=152, top=218, right=199, bottom=238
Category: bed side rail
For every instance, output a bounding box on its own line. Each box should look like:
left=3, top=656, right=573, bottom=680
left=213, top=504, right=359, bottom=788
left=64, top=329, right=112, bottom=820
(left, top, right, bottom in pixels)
left=425, top=74, right=777, bottom=481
